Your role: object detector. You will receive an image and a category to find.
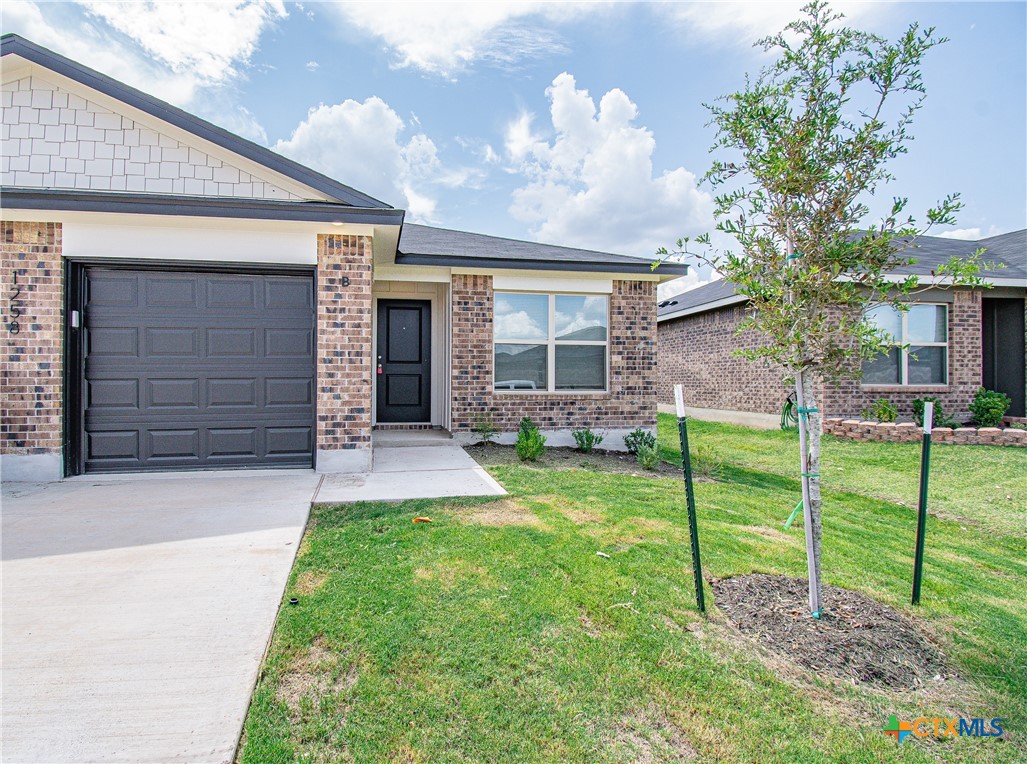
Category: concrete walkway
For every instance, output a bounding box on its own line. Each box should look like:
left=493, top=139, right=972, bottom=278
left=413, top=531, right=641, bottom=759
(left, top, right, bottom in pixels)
left=315, top=432, right=506, bottom=504
left=1, top=470, right=318, bottom=764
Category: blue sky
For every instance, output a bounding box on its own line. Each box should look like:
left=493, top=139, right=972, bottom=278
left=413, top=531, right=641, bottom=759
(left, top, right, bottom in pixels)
left=4, top=1, right=1025, bottom=293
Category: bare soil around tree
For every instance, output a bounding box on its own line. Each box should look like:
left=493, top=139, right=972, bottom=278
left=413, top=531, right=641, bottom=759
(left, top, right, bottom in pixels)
left=711, top=573, right=950, bottom=689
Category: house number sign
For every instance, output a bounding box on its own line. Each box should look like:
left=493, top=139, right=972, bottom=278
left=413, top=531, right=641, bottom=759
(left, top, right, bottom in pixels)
left=7, top=267, right=22, bottom=335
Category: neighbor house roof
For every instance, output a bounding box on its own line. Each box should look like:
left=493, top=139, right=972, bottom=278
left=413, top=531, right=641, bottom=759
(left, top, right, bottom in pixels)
left=0, top=33, right=390, bottom=209
left=397, top=223, right=689, bottom=276
left=657, top=230, right=1026, bottom=322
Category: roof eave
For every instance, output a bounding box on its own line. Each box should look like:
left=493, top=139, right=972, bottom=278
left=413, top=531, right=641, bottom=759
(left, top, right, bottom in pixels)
left=396, top=252, right=689, bottom=276
left=657, top=294, right=748, bottom=322
left=1, top=187, right=405, bottom=226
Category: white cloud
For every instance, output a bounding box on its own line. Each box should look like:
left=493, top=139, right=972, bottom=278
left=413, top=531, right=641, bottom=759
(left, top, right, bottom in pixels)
left=76, top=0, right=287, bottom=85
left=272, top=97, right=442, bottom=220
left=322, top=2, right=597, bottom=77
left=657, top=269, right=719, bottom=301
left=661, top=2, right=888, bottom=49
left=305, top=60, right=320, bottom=71
left=936, top=227, right=983, bottom=241
left=506, top=73, right=714, bottom=257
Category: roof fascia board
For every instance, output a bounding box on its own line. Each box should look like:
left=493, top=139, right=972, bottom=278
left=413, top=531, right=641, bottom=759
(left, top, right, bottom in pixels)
left=1, top=187, right=405, bottom=226
left=1, top=35, right=391, bottom=209
left=398, top=252, right=685, bottom=277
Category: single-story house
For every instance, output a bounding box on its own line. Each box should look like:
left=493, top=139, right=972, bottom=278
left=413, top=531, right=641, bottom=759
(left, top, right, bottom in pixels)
left=657, top=231, right=1027, bottom=425
left=0, top=34, right=688, bottom=481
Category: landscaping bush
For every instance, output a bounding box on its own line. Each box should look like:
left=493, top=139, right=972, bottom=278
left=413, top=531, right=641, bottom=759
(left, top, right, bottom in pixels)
left=515, top=417, right=546, bottom=461
left=635, top=444, right=660, bottom=470
left=691, top=443, right=724, bottom=479
left=863, top=398, right=897, bottom=423
left=969, top=387, right=1011, bottom=427
left=623, top=427, right=656, bottom=455
left=912, top=397, right=957, bottom=429
left=471, top=411, right=500, bottom=444
left=572, top=427, right=604, bottom=453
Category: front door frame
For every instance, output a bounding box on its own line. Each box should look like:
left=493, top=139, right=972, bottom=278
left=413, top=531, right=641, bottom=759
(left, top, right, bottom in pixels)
left=375, top=298, right=433, bottom=424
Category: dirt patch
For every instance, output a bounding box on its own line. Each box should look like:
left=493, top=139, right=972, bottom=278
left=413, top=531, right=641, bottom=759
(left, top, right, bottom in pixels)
left=711, top=574, right=950, bottom=689
left=276, top=636, right=360, bottom=717
left=611, top=705, right=697, bottom=762
left=544, top=495, right=604, bottom=524
left=454, top=498, right=545, bottom=528
left=465, top=443, right=684, bottom=478
left=293, top=570, right=329, bottom=596
left=736, top=525, right=798, bottom=544
left=414, top=560, right=490, bottom=590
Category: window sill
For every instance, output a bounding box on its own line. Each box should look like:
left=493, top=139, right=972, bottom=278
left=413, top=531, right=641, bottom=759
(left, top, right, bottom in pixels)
left=860, top=385, right=949, bottom=391
left=493, top=390, right=610, bottom=397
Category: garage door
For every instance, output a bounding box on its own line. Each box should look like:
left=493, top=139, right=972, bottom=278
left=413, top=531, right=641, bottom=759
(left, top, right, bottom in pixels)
left=82, top=268, right=315, bottom=472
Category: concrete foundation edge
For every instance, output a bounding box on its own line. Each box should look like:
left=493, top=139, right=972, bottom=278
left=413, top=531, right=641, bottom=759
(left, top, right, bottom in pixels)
left=452, top=427, right=654, bottom=452
left=316, top=448, right=372, bottom=474
left=657, top=403, right=779, bottom=429
left=1, top=452, right=63, bottom=482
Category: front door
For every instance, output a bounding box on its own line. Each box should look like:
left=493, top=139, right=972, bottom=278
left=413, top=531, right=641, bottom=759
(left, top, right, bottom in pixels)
left=982, top=297, right=1026, bottom=417
left=376, top=300, right=431, bottom=423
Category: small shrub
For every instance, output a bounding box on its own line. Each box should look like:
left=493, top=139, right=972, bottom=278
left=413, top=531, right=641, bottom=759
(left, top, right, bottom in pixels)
left=969, top=387, right=1011, bottom=428
left=635, top=444, right=660, bottom=470
left=572, top=427, right=604, bottom=453
left=471, top=411, right=500, bottom=444
left=912, top=397, right=957, bottom=429
left=515, top=417, right=546, bottom=461
left=867, top=398, right=898, bottom=423
left=624, top=427, right=656, bottom=455
left=691, top=443, right=724, bottom=479
left=1009, top=422, right=1027, bottom=431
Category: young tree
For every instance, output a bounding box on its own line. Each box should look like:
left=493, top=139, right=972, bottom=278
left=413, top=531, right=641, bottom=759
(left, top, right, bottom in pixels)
left=660, top=1, right=989, bottom=615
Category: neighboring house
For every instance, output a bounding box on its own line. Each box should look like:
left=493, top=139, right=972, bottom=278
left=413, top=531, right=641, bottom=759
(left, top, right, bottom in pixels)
left=0, top=35, right=687, bottom=481
left=657, top=231, right=1027, bottom=425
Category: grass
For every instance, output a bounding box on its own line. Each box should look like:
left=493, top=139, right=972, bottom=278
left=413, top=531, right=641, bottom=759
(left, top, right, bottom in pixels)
left=240, top=420, right=1026, bottom=763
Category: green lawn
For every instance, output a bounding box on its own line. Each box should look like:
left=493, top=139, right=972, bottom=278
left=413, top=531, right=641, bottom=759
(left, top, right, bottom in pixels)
left=240, top=420, right=1026, bottom=763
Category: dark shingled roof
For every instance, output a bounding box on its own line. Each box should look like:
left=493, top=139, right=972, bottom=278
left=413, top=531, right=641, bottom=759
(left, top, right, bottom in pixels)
left=398, top=223, right=689, bottom=275
left=657, top=230, right=1026, bottom=320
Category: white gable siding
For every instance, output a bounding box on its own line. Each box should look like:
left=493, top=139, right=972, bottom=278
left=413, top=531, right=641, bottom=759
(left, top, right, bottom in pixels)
left=1, top=74, right=303, bottom=200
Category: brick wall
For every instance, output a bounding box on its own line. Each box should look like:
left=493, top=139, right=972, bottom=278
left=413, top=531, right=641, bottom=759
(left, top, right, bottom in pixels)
left=824, top=418, right=1026, bottom=447
left=657, top=304, right=788, bottom=415
left=316, top=234, right=373, bottom=456
left=1, top=221, right=63, bottom=457
left=1, top=74, right=302, bottom=199
left=822, top=290, right=982, bottom=419
left=450, top=275, right=657, bottom=432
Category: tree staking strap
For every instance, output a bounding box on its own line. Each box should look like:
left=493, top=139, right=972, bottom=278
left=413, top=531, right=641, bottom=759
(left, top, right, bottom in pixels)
left=786, top=253, right=802, bottom=260
left=797, top=406, right=819, bottom=419
left=801, top=472, right=819, bottom=478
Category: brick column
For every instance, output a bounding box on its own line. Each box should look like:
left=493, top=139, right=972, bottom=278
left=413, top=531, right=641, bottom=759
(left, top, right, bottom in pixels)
left=316, top=233, right=373, bottom=473
left=1, top=221, right=64, bottom=481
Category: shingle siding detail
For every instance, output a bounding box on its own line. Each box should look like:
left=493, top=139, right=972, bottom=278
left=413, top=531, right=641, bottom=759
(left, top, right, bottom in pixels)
left=1, top=221, right=63, bottom=456
left=1, top=75, right=302, bottom=200
left=450, top=275, right=657, bottom=432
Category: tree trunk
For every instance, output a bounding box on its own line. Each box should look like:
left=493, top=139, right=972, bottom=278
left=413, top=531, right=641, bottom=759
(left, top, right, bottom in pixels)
left=795, top=368, right=824, bottom=615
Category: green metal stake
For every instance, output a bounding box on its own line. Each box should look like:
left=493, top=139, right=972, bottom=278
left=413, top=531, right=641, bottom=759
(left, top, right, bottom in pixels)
left=912, top=402, right=933, bottom=606
left=675, top=384, right=706, bottom=614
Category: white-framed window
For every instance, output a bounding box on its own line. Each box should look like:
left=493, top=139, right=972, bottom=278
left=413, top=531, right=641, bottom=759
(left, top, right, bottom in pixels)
left=493, top=292, right=609, bottom=392
left=862, top=303, right=948, bottom=386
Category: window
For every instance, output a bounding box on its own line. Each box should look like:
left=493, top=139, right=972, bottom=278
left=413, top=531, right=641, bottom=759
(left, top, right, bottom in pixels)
left=494, top=292, right=608, bottom=392
left=862, top=303, right=948, bottom=385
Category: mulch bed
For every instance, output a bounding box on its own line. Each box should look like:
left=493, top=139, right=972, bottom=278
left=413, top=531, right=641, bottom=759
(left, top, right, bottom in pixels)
left=464, top=443, right=683, bottom=478
left=711, top=574, right=950, bottom=689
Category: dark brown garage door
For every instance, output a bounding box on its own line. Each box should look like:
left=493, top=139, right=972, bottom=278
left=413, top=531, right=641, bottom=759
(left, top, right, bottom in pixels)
left=82, top=268, right=315, bottom=473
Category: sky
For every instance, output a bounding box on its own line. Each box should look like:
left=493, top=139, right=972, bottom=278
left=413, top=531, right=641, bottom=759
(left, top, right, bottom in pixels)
left=3, top=1, right=1025, bottom=296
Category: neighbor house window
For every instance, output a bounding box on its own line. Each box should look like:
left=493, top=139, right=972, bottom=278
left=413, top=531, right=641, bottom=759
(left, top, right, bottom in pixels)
left=494, top=292, right=608, bottom=392
left=862, top=303, right=948, bottom=385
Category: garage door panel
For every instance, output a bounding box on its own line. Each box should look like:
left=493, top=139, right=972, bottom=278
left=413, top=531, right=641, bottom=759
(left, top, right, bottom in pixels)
left=83, top=269, right=315, bottom=473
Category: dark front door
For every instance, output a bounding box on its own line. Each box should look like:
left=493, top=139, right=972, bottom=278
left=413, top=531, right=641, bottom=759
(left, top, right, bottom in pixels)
left=81, top=267, right=315, bottom=472
left=376, top=300, right=431, bottom=423
left=982, top=297, right=1026, bottom=417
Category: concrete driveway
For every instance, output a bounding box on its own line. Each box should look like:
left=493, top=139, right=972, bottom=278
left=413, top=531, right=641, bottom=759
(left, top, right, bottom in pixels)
left=1, top=470, right=319, bottom=764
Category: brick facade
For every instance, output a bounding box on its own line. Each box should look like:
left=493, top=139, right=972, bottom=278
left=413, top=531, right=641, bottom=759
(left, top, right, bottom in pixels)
left=658, top=289, right=996, bottom=422
left=450, top=275, right=657, bottom=433
left=316, top=234, right=373, bottom=459
left=657, top=304, right=788, bottom=415
left=1, top=221, right=63, bottom=457
left=824, top=418, right=1027, bottom=447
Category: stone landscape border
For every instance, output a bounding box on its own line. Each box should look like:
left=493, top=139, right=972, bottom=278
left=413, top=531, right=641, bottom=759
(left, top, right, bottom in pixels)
left=823, top=418, right=1027, bottom=447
